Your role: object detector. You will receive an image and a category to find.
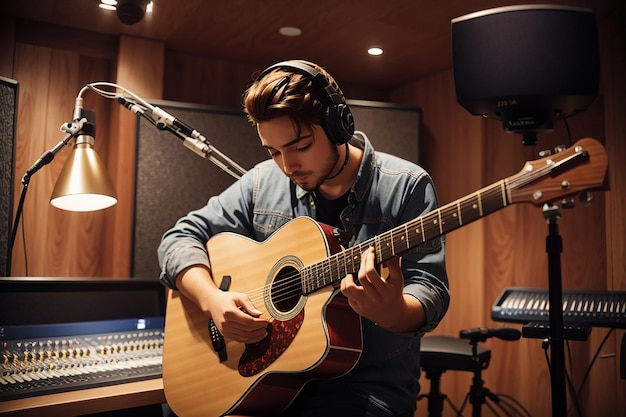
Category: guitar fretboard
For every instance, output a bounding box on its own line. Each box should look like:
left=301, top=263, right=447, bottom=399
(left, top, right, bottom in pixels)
left=301, top=180, right=510, bottom=295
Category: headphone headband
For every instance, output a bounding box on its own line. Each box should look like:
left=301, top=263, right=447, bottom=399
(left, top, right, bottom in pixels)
left=257, top=61, right=343, bottom=105
left=256, top=60, right=354, bottom=144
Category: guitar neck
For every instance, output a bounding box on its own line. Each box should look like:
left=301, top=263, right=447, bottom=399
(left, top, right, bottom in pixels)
left=302, top=179, right=509, bottom=294
left=302, top=137, right=607, bottom=295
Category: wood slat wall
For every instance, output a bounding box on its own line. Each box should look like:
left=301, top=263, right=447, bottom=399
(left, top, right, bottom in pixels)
left=2, top=5, right=625, bottom=415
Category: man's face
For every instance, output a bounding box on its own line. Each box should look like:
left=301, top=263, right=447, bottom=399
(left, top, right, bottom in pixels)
left=257, top=116, right=338, bottom=191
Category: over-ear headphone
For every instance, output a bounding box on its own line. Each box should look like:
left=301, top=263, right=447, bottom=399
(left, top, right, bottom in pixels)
left=256, top=60, right=355, bottom=145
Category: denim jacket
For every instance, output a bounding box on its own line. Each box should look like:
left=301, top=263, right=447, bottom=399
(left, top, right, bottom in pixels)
left=158, top=131, right=449, bottom=414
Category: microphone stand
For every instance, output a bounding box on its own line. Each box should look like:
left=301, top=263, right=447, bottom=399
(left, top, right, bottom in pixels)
left=468, top=340, right=491, bottom=417
left=543, top=203, right=567, bottom=417
left=460, top=328, right=520, bottom=417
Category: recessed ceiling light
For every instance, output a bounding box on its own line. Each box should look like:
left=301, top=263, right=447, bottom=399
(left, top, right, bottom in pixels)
left=98, top=1, right=153, bottom=14
left=279, top=26, right=303, bottom=37
left=368, top=47, right=384, bottom=56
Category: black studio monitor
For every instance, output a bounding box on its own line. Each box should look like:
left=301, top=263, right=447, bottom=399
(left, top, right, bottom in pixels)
left=451, top=5, right=600, bottom=143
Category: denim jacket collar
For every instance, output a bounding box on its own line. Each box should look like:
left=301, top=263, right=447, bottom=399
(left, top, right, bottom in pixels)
left=294, top=131, right=375, bottom=207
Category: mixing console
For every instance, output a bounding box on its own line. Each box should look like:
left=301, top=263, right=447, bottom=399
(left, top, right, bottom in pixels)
left=0, top=317, right=164, bottom=401
left=0, top=277, right=167, bottom=411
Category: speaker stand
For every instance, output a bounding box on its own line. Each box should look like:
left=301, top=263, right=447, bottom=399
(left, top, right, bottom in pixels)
left=543, top=203, right=567, bottom=416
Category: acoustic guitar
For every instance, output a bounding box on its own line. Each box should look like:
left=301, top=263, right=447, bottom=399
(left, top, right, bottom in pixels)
left=162, top=138, right=607, bottom=416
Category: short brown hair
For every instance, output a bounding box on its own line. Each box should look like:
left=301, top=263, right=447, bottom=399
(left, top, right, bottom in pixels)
left=243, top=60, right=346, bottom=136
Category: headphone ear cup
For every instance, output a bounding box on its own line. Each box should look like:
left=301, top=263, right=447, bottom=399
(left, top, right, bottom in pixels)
left=323, top=103, right=355, bottom=144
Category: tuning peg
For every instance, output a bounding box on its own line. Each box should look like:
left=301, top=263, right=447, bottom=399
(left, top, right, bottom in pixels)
left=554, top=145, right=567, bottom=153
left=539, top=149, right=552, bottom=157
left=579, top=191, right=593, bottom=206
left=561, top=198, right=575, bottom=209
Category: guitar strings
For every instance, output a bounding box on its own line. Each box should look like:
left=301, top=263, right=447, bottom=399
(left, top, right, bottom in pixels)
left=239, top=245, right=366, bottom=308
left=242, top=193, right=479, bottom=309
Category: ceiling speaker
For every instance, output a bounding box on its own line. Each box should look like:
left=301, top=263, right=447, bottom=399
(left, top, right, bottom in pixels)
left=116, top=0, right=148, bottom=25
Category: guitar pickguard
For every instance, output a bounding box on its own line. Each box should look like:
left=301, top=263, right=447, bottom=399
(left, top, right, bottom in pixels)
left=239, top=309, right=305, bottom=376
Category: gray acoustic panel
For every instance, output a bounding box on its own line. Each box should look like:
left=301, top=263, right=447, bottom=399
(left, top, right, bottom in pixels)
left=132, top=99, right=421, bottom=279
left=0, top=77, right=18, bottom=277
left=348, top=99, right=421, bottom=164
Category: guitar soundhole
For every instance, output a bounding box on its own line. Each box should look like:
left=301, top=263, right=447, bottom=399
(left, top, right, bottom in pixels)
left=271, top=265, right=303, bottom=314
left=240, top=261, right=305, bottom=377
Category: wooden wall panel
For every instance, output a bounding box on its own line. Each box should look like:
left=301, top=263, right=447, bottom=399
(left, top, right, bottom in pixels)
left=164, top=50, right=260, bottom=109
left=595, top=4, right=626, bottom=414
left=101, top=36, right=165, bottom=277
left=11, top=43, right=51, bottom=276
left=0, top=16, right=16, bottom=78
left=11, top=44, right=79, bottom=276
left=391, top=71, right=493, bottom=412
left=163, top=50, right=390, bottom=109
left=10, top=45, right=115, bottom=278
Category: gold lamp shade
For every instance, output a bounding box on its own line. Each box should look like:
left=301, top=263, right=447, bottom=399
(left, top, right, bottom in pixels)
left=50, top=141, right=117, bottom=211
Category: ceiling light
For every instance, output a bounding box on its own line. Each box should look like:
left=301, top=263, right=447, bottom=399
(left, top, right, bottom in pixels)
left=368, top=47, right=384, bottom=56
left=279, top=26, right=302, bottom=37
left=99, top=1, right=153, bottom=20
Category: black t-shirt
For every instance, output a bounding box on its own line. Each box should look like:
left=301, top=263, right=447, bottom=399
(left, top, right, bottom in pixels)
left=314, top=190, right=348, bottom=229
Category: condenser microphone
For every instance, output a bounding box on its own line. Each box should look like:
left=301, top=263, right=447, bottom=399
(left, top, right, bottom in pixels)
left=117, top=95, right=146, bottom=115
left=460, top=327, right=521, bottom=342
left=73, top=95, right=84, bottom=121
left=71, top=95, right=97, bottom=143
left=151, top=105, right=208, bottom=145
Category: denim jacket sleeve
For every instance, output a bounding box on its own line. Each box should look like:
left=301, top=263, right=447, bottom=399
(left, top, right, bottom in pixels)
left=157, top=160, right=310, bottom=289
left=341, top=133, right=449, bottom=335
left=158, top=165, right=255, bottom=289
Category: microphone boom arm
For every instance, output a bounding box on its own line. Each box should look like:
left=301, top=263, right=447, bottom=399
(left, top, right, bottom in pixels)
left=89, top=82, right=247, bottom=180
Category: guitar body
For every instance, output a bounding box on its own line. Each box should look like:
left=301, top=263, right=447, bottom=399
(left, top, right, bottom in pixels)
left=163, top=217, right=363, bottom=417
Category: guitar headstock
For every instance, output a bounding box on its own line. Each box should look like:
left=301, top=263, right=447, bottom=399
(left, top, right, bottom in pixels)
left=508, top=138, right=608, bottom=206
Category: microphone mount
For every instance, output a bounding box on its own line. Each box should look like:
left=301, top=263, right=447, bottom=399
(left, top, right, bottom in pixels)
left=459, top=327, right=522, bottom=344
left=22, top=118, right=86, bottom=185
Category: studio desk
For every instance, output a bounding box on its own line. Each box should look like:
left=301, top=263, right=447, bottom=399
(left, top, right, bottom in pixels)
left=0, top=277, right=167, bottom=416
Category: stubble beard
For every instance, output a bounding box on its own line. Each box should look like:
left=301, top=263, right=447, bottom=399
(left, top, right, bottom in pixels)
left=291, top=146, right=339, bottom=191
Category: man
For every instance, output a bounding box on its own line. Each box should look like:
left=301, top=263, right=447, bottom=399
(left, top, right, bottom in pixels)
left=158, top=60, right=449, bottom=417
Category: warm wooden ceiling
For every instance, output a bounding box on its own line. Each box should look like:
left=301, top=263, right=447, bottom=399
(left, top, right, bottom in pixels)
left=4, top=0, right=618, bottom=89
